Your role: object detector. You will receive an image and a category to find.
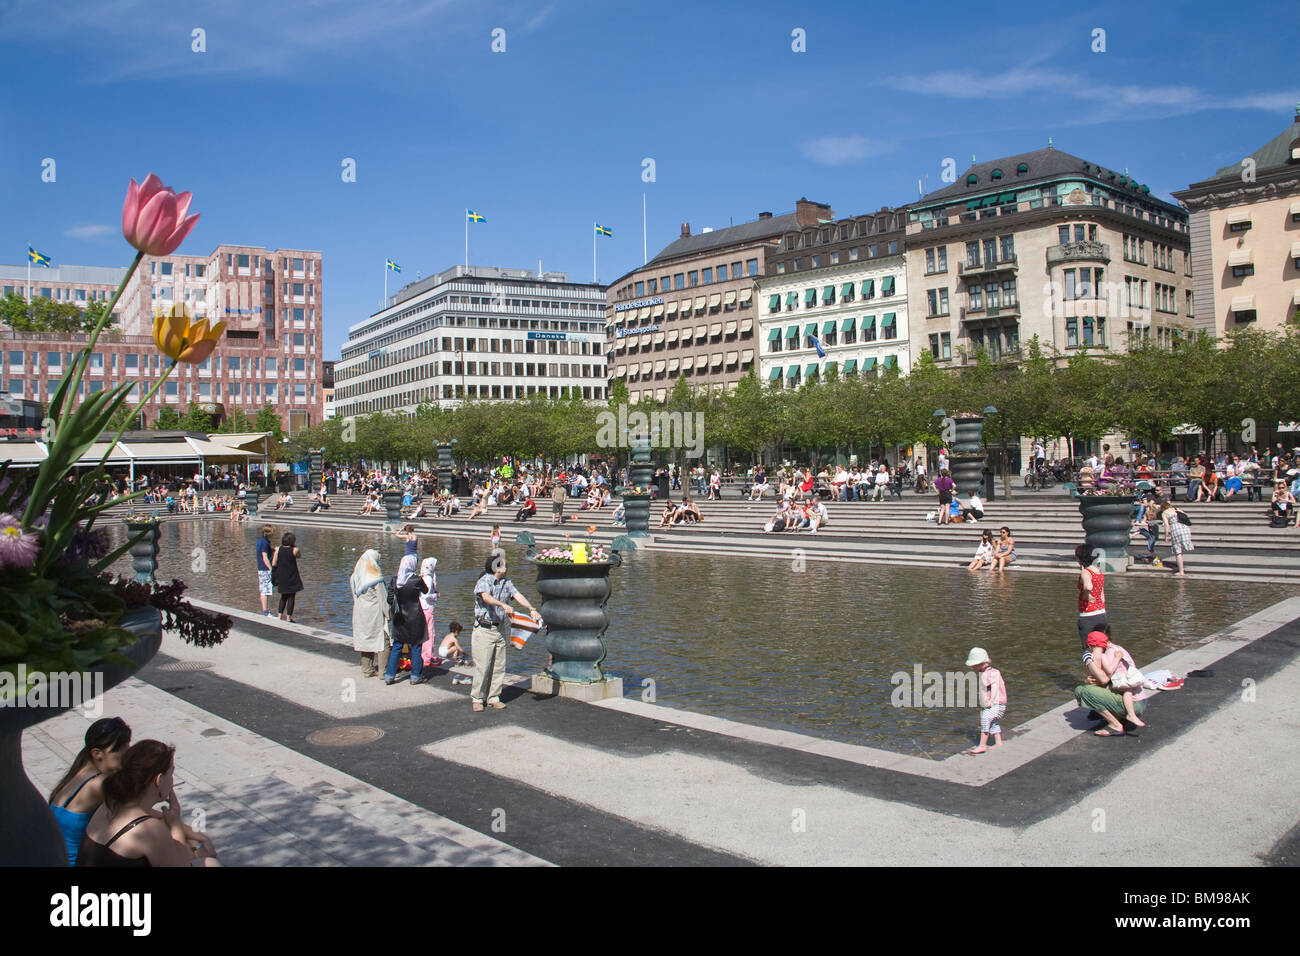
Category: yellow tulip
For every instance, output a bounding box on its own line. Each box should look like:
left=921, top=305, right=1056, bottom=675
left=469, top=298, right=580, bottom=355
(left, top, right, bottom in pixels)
left=153, top=305, right=226, bottom=364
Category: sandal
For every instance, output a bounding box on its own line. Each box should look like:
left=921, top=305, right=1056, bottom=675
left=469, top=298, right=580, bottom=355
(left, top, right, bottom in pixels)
left=1094, top=729, right=1122, bottom=737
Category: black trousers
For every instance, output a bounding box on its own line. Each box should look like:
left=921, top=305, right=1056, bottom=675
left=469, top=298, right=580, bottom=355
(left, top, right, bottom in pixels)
left=278, top=593, right=297, bottom=616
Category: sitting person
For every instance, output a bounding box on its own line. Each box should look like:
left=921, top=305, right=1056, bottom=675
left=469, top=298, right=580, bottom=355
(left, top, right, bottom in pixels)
left=1076, top=461, right=1096, bottom=493
left=1270, top=481, right=1296, bottom=526
left=49, top=716, right=134, bottom=865
left=657, top=502, right=676, bottom=528
left=749, top=471, right=770, bottom=501
left=961, top=494, right=984, bottom=523
left=77, top=740, right=220, bottom=867
left=679, top=497, right=701, bottom=524
left=514, top=495, right=536, bottom=522
left=309, top=490, right=329, bottom=512
left=611, top=502, right=625, bottom=526
left=806, top=498, right=829, bottom=533
left=763, top=501, right=792, bottom=533
left=967, top=530, right=995, bottom=571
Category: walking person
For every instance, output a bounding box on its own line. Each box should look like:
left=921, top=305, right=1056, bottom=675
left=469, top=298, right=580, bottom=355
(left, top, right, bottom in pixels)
left=965, top=648, right=1006, bottom=755
left=384, top=554, right=429, bottom=685
left=351, top=549, right=389, bottom=677
left=469, top=554, right=541, bottom=712
left=551, top=480, right=566, bottom=525
left=270, top=532, right=304, bottom=623
left=1075, top=544, right=1107, bottom=652
left=254, top=524, right=274, bottom=617
left=1160, top=500, right=1193, bottom=576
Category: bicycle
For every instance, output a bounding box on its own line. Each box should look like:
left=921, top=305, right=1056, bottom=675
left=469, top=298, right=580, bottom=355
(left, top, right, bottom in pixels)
left=1024, top=466, right=1057, bottom=491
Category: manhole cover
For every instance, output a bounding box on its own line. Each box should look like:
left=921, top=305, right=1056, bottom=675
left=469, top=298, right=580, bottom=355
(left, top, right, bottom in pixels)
left=154, top=661, right=214, bottom=672
left=307, top=726, right=385, bottom=747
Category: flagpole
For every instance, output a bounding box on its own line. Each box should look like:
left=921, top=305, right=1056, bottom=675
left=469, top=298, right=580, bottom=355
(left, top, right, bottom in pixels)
left=465, top=215, right=469, bottom=270
left=593, top=224, right=597, bottom=284
left=642, top=193, right=647, bottom=265
left=384, top=263, right=388, bottom=307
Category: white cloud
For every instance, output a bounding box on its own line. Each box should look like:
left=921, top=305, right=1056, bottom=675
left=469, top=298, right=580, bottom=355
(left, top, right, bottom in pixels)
left=799, top=135, right=891, bottom=167
left=886, top=64, right=1296, bottom=119
left=64, top=224, right=114, bottom=240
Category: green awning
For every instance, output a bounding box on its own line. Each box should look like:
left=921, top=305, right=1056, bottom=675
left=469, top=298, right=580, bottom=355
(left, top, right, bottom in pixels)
left=841, top=316, right=856, bottom=332
left=999, top=192, right=1016, bottom=203
left=804, top=289, right=817, bottom=305
left=861, top=315, right=876, bottom=330
left=786, top=366, right=800, bottom=379
left=769, top=366, right=782, bottom=380
left=881, top=277, right=895, bottom=295
left=825, top=361, right=838, bottom=375
left=822, top=320, right=836, bottom=335
left=861, top=279, right=875, bottom=297
left=861, top=357, right=877, bottom=370
left=804, top=323, right=817, bottom=336
left=767, top=328, right=781, bottom=341
left=840, top=283, right=854, bottom=296
left=785, top=325, right=799, bottom=339
left=785, top=292, right=798, bottom=305
left=966, top=200, right=983, bottom=211
left=822, top=286, right=835, bottom=303
left=768, top=294, right=781, bottom=310
left=805, top=363, right=819, bottom=376
left=842, top=358, right=858, bottom=374
left=884, top=355, right=898, bottom=369
left=881, top=312, right=896, bottom=327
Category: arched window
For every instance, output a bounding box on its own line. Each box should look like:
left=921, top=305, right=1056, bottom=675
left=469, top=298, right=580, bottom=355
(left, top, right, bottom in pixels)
left=966, top=173, right=978, bottom=185
left=991, top=168, right=1003, bottom=180
left=1016, top=163, right=1029, bottom=175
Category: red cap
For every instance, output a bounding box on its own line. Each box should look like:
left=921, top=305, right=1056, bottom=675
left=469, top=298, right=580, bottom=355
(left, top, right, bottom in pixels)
left=1086, top=631, right=1109, bottom=647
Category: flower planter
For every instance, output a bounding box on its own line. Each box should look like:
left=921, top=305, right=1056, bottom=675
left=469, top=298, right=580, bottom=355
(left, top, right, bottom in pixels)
left=0, top=605, right=163, bottom=866
left=949, top=455, right=986, bottom=498
left=951, top=416, right=985, bottom=456
left=1078, top=494, right=1136, bottom=572
left=382, top=491, right=403, bottom=522
left=530, top=553, right=623, bottom=684
left=245, top=491, right=259, bottom=515
left=623, top=493, right=652, bottom=535
left=124, top=520, right=160, bottom=585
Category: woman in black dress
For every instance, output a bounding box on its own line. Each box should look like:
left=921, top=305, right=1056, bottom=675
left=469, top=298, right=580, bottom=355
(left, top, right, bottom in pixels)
left=271, top=531, right=304, bottom=622
left=384, top=554, right=430, bottom=684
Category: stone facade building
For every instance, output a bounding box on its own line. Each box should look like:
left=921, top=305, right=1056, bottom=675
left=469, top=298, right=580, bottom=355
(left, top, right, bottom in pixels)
left=1173, top=107, right=1300, bottom=335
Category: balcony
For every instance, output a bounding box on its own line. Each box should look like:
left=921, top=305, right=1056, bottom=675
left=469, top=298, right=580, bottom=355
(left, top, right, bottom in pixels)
left=961, top=304, right=1020, bottom=323
left=958, top=254, right=1018, bottom=276
left=1046, top=241, right=1111, bottom=267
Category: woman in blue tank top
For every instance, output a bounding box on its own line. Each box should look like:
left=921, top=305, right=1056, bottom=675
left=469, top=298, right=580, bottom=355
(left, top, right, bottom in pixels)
left=48, top=716, right=132, bottom=865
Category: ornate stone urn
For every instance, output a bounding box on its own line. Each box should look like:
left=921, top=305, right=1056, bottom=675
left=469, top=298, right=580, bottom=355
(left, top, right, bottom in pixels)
left=382, top=490, right=403, bottom=522
left=124, top=518, right=160, bottom=585
left=0, top=606, right=163, bottom=866
left=623, top=434, right=654, bottom=537
left=949, top=415, right=987, bottom=497
left=1078, top=493, right=1137, bottom=572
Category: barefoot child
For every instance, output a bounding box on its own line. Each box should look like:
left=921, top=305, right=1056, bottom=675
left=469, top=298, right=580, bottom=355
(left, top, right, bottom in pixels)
left=490, top=523, right=501, bottom=550
left=438, top=621, right=468, bottom=664
left=965, top=647, right=1006, bottom=754
left=1088, top=631, right=1146, bottom=728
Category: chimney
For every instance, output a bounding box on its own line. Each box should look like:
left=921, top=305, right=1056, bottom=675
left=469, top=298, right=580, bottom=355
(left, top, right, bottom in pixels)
left=758, top=211, right=773, bottom=219
left=680, top=222, right=691, bottom=238
left=794, top=197, right=833, bottom=227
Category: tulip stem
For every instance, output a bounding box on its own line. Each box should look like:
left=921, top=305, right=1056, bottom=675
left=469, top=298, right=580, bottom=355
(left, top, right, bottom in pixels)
left=100, top=360, right=177, bottom=466
left=60, top=249, right=144, bottom=432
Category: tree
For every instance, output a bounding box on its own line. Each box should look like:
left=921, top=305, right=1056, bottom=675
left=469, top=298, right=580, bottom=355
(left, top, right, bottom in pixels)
left=0, top=293, right=115, bottom=334
left=153, top=407, right=182, bottom=430
left=254, top=405, right=284, bottom=441
left=215, top=408, right=254, bottom=434
left=179, top=402, right=214, bottom=433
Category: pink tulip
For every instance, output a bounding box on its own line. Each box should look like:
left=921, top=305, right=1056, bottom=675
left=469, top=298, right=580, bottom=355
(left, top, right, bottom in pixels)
left=121, top=173, right=199, bottom=256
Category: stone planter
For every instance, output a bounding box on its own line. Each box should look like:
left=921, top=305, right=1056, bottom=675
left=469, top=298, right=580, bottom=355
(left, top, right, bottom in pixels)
left=1079, top=494, right=1137, bottom=572
left=382, top=491, right=403, bottom=522
left=623, top=493, right=651, bottom=535
left=951, top=416, right=985, bottom=456
left=949, top=456, right=986, bottom=498
left=245, top=491, right=259, bottom=516
left=0, top=605, right=164, bottom=866
left=530, top=553, right=623, bottom=684
left=124, top=520, right=160, bottom=585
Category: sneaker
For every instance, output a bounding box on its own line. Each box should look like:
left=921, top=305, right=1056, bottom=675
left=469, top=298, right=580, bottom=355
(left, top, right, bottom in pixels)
left=384, top=677, right=395, bottom=685
left=488, top=701, right=507, bottom=710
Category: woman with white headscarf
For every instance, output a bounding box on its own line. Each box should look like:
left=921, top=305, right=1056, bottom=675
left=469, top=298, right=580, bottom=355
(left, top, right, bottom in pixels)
left=418, top=557, right=440, bottom=667
left=383, top=553, right=430, bottom=684
left=351, top=549, right=389, bottom=677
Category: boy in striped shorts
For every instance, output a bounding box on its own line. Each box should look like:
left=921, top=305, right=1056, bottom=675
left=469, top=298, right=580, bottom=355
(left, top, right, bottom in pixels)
left=965, top=647, right=1006, bottom=754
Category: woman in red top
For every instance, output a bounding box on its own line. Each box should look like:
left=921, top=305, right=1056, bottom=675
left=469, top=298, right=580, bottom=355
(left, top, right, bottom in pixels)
left=798, top=470, right=815, bottom=502
left=1075, top=544, right=1106, bottom=653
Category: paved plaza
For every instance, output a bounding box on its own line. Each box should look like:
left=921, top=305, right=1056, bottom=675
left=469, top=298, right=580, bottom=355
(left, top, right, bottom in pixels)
left=22, top=524, right=1300, bottom=865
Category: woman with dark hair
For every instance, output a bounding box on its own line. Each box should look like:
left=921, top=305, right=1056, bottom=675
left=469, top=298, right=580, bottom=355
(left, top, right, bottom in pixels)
left=383, top=554, right=430, bottom=685
left=77, top=741, right=220, bottom=867
left=49, top=716, right=132, bottom=865
left=1075, top=543, right=1107, bottom=651
left=271, top=531, right=304, bottom=622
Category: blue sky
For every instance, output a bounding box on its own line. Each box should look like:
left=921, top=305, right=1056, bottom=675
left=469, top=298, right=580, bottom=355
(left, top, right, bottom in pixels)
left=1, top=0, right=1295, bottom=357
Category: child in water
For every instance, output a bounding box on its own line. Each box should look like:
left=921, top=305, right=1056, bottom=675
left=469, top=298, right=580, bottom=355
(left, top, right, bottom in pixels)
left=965, top=647, right=1006, bottom=754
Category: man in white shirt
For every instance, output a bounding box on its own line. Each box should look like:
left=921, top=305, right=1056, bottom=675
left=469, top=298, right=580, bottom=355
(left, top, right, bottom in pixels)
left=874, top=462, right=891, bottom=501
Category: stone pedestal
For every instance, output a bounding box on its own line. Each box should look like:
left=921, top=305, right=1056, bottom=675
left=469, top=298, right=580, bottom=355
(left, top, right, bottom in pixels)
left=529, top=672, right=624, bottom=701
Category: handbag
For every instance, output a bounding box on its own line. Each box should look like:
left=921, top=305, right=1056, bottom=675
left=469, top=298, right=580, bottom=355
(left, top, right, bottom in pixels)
left=1110, top=662, right=1145, bottom=691
left=1176, top=509, right=1192, bottom=526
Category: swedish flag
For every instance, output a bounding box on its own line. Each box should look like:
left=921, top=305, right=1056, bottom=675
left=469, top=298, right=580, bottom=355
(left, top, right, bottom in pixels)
left=595, top=224, right=613, bottom=237
left=466, top=210, right=486, bottom=223
left=386, top=259, right=401, bottom=272
left=28, top=246, right=52, bottom=267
